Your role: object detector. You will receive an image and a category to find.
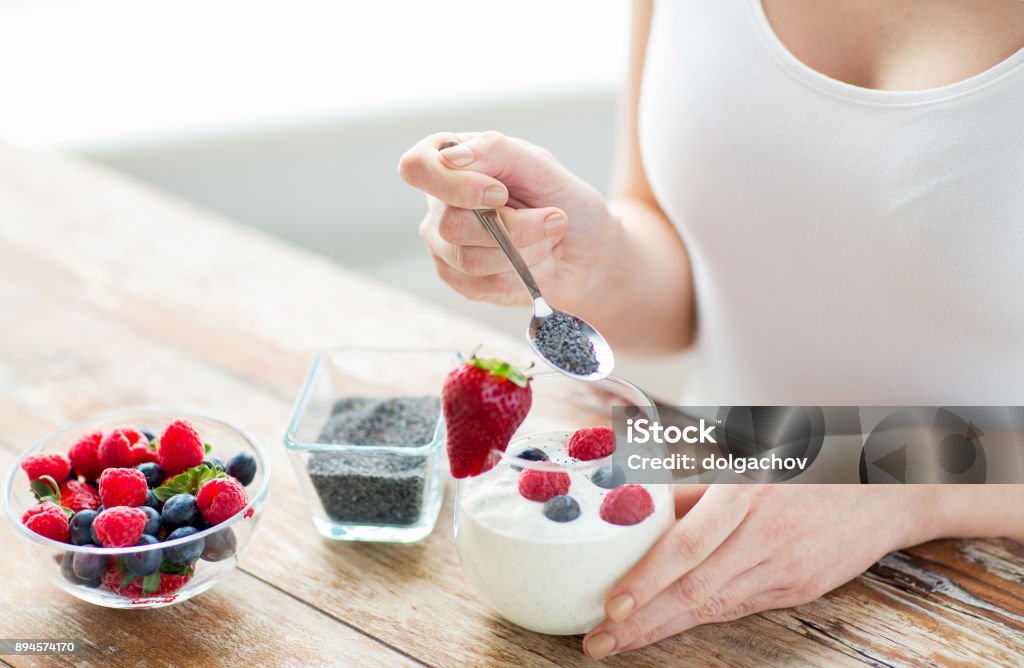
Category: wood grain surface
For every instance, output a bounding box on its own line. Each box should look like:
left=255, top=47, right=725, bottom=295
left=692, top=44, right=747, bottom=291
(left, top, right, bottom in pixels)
left=0, top=146, right=1021, bottom=667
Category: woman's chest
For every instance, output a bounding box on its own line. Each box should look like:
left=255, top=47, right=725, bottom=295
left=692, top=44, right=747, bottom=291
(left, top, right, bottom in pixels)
left=760, top=0, right=1024, bottom=91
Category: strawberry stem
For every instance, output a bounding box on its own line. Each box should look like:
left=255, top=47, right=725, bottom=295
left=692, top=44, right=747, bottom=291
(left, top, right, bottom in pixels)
left=468, top=353, right=531, bottom=388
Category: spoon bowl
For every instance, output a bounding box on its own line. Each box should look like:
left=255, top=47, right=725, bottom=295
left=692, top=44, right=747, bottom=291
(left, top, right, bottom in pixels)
left=527, top=304, right=614, bottom=381
left=472, top=208, right=615, bottom=380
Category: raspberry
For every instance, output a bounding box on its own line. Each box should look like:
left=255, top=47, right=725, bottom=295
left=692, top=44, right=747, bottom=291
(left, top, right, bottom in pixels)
left=158, top=419, right=204, bottom=476
left=20, top=453, right=71, bottom=482
left=68, top=431, right=104, bottom=480
left=98, top=468, right=148, bottom=508
left=517, top=469, right=571, bottom=502
left=22, top=502, right=70, bottom=542
left=599, top=485, right=655, bottom=526
left=101, top=563, right=192, bottom=599
left=567, top=427, right=615, bottom=461
left=98, top=427, right=147, bottom=470
left=60, top=479, right=101, bottom=513
left=93, top=507, right=147, bottom=547
left=196, top=477, right=248, bottom=525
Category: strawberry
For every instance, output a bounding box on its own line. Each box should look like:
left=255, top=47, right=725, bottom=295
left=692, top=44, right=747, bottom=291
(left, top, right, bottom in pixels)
left=101, top=563, right=192, bottom=599
left=59, top=479, right=101, bottom=513
left=567, top=426, right=615, bottom=461
left=442, top=354, right=532, bottom=478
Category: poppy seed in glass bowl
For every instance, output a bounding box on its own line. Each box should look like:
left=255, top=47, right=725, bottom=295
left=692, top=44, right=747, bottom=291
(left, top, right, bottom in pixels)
left=307, top=396, right=440, bottom=526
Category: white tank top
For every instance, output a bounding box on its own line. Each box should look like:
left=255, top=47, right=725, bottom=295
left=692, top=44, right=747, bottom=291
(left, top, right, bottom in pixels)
left=639, top=0, right=1024, bottom=405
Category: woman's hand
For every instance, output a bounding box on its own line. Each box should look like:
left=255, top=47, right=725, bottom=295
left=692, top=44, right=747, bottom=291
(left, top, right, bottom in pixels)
left=583, top=484, right=940, bottom=659
left=397, top=131, right=621, bottom=312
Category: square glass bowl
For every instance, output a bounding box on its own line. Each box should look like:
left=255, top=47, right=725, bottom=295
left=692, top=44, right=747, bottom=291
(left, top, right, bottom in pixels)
left=284, top=348, right=454, bottom=542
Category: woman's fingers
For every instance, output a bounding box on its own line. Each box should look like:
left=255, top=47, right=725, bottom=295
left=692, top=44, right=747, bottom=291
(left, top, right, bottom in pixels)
left=430, top=255, right=533, bottom=305
left=399, top=132, right=509, bottom=209
left=399, top=131, right=570, bottom=209
left=603, top=486, right=752, bottom=624
left=434, top=131, right=568, bottom=197
left=430, top=203, right=568, bottom=248
left=586, top=531, right=765, bottom=657
left=612, top=580, right=791, bottom=656
left=423, top=222, right=560, bottom=279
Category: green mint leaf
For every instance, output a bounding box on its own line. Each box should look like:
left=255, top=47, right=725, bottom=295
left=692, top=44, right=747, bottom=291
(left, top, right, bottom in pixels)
left=160, top=559, right=190, bottom=576
left=30, top=475, right=62, bottom=503
left=142, top=572, right=161, bottom=595
left=153, top=463, right=225, bottom=502
left=119, top=572, right=140, bottom=591
left=204, top=442, right=212, bottom=454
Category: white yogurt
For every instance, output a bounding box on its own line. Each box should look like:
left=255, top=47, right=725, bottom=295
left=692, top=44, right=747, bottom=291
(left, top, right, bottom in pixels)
left=455, top=431, right=675, bottom=635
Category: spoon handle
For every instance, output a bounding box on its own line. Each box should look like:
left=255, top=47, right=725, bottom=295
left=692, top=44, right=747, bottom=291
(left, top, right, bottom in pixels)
left=474, top=208, right=544, bottom=302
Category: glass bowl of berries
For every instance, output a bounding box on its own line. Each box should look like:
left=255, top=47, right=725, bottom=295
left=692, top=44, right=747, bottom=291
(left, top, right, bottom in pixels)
left=2, top=409, right=270, bottom=608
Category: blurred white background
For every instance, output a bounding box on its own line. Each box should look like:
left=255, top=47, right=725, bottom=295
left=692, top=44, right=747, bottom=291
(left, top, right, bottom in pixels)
left=0, top=0, right=687, bottom=399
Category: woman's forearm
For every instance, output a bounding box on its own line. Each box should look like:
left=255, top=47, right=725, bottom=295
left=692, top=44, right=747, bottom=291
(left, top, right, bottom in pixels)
left=577, top=195, right=694, bottom=355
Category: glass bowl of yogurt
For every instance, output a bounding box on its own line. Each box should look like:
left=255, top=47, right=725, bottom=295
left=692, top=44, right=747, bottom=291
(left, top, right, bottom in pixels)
left=454, top=373, right=674, bottom=635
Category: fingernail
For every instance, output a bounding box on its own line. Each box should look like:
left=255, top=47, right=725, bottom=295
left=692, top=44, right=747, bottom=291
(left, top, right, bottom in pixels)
left=543, top=213, right=567, bottom=235
left=482, top=186, right=507, bottom=207
left=606, top=594, right=635, bottom=622
left=440, top=144, right=474, bottom=167
left=584, top=633, right=616, bottom=660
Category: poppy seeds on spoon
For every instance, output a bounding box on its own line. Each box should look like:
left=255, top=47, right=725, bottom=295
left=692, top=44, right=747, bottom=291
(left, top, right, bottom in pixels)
left=534, top=312, right=599, bottom=376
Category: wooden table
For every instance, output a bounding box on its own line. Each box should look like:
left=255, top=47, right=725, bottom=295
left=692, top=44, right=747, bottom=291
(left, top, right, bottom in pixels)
left=0, top=146, right=1022, bottom=667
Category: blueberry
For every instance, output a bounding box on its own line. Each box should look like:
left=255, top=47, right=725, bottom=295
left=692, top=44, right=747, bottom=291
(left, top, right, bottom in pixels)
left=511, top=448, right=549, bottom=472
left=201, top=528, right=237, bottom=562
left=123, top=534, right=163, bottom=576
left=60, top=552, right=101, bottom=588
left=141, top=429, right=156, bottom=443
left=592, top=465, right=626, bottom=490
left=67, top=467, right=78, bottom=481
left=72, top=551, right=106, bottom=580
left=69, top=510, right=98, bottom=546
left=203, top=457, right=225, bottom=472
left=225, top=451, right=257, bottom=486
left=161, top=494, right=199, bottom=528
left=140, top=506, right=162, bottom=535
left=136, top=462, right=164, bottom=489
left=143, top=489, right=162, bottom=511
left=164, top=526, right=205, bottom=566
left=543, top=495, right=581, bottom=522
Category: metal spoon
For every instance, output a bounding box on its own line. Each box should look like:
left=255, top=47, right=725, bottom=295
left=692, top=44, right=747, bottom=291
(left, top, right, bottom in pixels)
left=473, top=208, right=614, bottom=381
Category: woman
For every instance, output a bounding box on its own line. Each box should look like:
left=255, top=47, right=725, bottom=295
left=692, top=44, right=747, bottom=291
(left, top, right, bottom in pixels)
left=399, top=0, right=1024, bottom=659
